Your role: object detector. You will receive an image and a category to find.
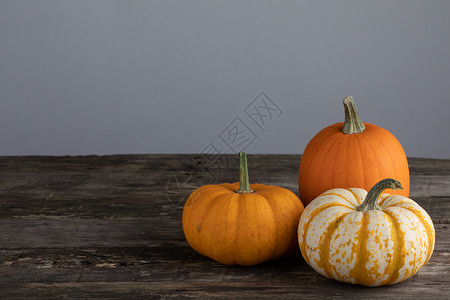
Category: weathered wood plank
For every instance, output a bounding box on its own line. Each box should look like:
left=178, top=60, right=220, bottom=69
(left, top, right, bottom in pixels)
left=1, top=155, right=449, bottom=195
left=0, top=154, right=448, bottom=298
left=0, top=219, right=166, bottom=248
left=0, top=224, right=448, bottom=298
left=0, top=256, right=449, bottom=299
left=1, top=154, right=448, bottom=174
left=410, top=175, right=450, bottom=198
left=0, top=194, right=167, bottom=219
left=0, top=155, right=448, bottom=221
left=0, top=215, right=448, bottom=249
left=0, top=193, right=449, bottom=222
left=407, top=157, right=450, bottom=175
left=1, top=278, right=449, bottom=300
left=0, top=224, right=447, bottom=274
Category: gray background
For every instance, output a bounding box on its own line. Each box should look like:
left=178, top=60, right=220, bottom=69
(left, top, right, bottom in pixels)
left=1, top=0, right=449, bottom=158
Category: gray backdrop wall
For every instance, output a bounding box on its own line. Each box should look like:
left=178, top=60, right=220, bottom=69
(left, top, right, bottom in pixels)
left=1, top=0, right=449, bottom=158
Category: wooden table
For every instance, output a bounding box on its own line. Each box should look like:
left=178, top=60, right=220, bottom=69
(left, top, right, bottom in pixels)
left=0, top=154, right=449, bottom=298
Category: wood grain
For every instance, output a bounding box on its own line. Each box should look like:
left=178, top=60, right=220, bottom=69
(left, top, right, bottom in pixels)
left=0, top=154, right=449, bottom=299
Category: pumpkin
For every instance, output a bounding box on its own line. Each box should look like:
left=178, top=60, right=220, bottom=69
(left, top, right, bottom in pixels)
left=182, top=152, right=304, bottom=266
left=298, top=178, right=435, bottom=287
left=298, top=96, right=410, bottom=205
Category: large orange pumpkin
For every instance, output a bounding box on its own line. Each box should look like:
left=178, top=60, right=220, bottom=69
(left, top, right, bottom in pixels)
left=298, top=97, right=410, bottom=205
left=183, top=152, right=304, bottom=266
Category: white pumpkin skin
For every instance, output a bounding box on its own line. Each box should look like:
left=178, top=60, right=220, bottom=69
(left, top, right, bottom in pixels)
left=298, top=181, right=435, bottom=287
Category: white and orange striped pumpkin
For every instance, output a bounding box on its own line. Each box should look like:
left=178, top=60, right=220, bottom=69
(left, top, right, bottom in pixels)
left=298, top=178, right=435, bottom=287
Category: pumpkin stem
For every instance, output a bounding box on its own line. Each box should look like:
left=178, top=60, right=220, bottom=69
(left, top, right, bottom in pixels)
left=357, top=178, right=403, bottom=212
left=236, top=152, right=254, bottom=194
left=342, top=96, right=366, bottom=134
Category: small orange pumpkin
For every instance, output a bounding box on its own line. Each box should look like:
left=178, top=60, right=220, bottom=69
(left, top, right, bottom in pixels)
left=182, top=152, right=304, bottom=266
left=299, top=97, right=410, bottom=205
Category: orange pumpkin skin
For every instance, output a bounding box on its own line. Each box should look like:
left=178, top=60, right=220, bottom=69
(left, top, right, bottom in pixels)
left=182, top=182, right=304, bottom=266
left=299, top=99, right=410, bottom=206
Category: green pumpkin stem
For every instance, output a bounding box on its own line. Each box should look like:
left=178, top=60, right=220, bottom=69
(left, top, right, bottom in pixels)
left=357, top=179, right=403, bottom=212
left=342, top=96, right=366, bottom=134
left=236, top=152, right=254, bottom=194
